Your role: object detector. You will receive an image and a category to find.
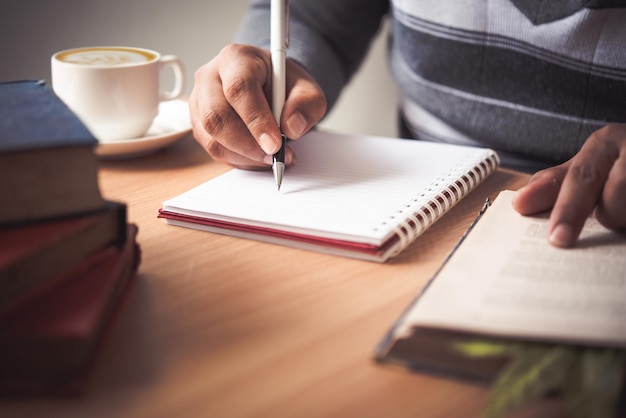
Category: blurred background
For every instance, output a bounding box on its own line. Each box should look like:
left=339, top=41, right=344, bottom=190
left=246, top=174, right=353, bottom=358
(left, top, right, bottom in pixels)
left=0, top=0, right=398, bottom=137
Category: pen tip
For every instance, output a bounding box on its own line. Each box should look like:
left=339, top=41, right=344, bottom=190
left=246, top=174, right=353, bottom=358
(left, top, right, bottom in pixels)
left=273, top=161, right=285, bottom=192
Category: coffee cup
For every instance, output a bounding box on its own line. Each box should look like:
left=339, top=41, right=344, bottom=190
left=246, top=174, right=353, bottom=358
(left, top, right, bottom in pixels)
left=51, top=46, right=185, bottom=141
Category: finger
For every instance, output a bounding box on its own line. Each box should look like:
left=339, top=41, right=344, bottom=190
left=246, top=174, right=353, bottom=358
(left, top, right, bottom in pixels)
left=219, top=45, right=283, bottom=155
left=282, top=60, right=327, bottom=140
left=548, top=134, right=618, bottom=247
left=511, top=164, right=568, bottom=215
left=204, top=139, right=296, bottom=169
left=190, top=64, right=270, bottom=167
left=596, top=152, right=626, bottom=230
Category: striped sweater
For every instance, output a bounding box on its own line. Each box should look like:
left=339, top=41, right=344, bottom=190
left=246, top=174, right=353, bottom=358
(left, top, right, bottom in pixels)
left=236, top=0, right=626, bottom=172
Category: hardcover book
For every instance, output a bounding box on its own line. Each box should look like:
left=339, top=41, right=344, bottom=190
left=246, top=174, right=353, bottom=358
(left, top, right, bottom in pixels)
left=0, top=80, right=106, bottom=225
left=0, top=224, right=140, bottom=395
left=0, top=202, right=127, bottom=315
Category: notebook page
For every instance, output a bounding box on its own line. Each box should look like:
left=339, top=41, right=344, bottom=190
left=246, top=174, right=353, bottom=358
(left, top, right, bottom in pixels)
left=162, top=131, right=496, bottom=244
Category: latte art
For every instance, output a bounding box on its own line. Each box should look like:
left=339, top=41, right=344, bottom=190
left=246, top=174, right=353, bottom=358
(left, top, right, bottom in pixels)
left=56, top=47, right=156, bottom=66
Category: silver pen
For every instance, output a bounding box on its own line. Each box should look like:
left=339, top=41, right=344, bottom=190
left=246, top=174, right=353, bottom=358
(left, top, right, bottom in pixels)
left=271, top=0, right=288, bottom=191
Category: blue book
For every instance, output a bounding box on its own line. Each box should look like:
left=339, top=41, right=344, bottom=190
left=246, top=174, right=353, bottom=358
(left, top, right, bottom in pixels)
left=0, top=80, right=106, bottom=225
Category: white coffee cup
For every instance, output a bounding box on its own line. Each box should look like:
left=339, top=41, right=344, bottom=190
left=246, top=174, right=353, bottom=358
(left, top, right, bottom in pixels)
left=51, top=46, right=185, bottom=141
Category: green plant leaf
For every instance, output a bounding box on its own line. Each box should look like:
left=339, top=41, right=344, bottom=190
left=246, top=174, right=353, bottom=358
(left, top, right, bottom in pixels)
left=453, top=340, right=510, bottom=358
left=452, top=339, right=626, bottom=418
left=483, top=344, right=577, bottom=418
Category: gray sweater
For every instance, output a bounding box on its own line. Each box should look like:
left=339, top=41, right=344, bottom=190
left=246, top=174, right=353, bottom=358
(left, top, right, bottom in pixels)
left=235, top=0, right=626, bottom=172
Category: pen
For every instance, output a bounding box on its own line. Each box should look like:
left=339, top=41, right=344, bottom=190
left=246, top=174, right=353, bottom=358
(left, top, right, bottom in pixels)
left=271, top=0, right=288, bottom=191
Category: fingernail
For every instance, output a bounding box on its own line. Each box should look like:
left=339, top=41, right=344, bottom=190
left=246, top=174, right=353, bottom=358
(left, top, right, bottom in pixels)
left=549, top=223, right=575, bottom=247
left=259, top=133, right=279, bottom=154
left=285, top=112, right=307, bottom=138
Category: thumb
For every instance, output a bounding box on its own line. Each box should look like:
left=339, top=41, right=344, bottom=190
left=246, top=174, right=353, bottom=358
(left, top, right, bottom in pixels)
left=281, top=59, right=327, bottom=139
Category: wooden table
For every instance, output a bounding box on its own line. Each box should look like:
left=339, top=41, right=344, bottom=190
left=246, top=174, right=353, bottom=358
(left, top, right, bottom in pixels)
left=1, top=135, right=555, bottom=418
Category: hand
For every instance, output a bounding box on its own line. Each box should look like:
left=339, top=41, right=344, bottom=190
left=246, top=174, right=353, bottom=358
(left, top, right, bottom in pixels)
left=512, top=124, right=626, bottom=247
left=189, top=44, right=327, bottom=169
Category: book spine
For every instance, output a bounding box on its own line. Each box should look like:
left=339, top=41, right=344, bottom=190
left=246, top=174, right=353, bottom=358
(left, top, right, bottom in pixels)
left=389, top=152, right=500, bottom=257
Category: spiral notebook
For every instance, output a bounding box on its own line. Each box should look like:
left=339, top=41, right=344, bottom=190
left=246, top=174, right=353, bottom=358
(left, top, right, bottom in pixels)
left=158, top=130, right=499, bottom=262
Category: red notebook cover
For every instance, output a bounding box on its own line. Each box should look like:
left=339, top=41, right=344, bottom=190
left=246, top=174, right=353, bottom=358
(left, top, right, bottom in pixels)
left=158, top=209, right=393, bottom=256
left=0, top=224, right=140, bottom=395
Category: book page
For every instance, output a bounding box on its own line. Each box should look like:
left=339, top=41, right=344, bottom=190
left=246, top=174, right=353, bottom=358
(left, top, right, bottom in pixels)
left=403, top=190, right=626, bottom=347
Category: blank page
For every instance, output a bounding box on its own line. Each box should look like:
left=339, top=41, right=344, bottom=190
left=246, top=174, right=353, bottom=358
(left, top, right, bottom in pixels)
left=162, top=130, right=497, bottom=245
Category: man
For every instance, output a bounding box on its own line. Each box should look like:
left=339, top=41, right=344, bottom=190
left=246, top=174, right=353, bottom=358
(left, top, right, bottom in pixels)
left=189, top=0, right=626, bottom=247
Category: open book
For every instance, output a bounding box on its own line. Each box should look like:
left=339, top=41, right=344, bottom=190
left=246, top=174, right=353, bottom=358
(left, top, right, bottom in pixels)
left=159, top=130, right=499, bottom=262
left=376, top=190, right=626, bottom=381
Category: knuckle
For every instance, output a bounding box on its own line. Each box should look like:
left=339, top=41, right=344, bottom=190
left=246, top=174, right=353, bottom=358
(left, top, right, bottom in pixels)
left=193, top=63, right=211, bottom=83
left=216, top=44, right=249, bottom=63
left=568, top=161, right=602, bottom=185
left=220, top=43, right=240, bottom=56
left=585, top=124, right=622, bottom=155
left=201, top=110, right=228, bottom=138
left=528, top=165, right=564, bottom=190
left=288, top=89, right=327, bottom=125
left=224, top=75, right=255, bottom=103
left=592, top=123, right=620, bottom=140
left=204, top=138, right=226, bottom=161
left=311, top=92, right=328, bottom=116
left=299, top=85, right=327, bottom=115
left=221, top=43, right=255, bottom=58
left=244, top=110, right=268, bottom=132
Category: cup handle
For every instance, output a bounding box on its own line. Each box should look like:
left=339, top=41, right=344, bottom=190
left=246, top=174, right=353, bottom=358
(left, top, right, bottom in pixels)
left=159, top=55, right=185, bottom=101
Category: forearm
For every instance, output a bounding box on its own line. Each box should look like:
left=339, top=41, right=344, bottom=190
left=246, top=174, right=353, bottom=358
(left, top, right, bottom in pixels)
left=235, top=0, right=389, bottom=111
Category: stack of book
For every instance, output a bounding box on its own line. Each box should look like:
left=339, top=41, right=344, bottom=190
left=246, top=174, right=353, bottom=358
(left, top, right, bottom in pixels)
left=0, top=80, right=141, bottom=395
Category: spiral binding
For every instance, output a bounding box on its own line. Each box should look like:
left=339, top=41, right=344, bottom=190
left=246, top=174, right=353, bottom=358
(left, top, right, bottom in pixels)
left=386, top=152, right=500, bottom=257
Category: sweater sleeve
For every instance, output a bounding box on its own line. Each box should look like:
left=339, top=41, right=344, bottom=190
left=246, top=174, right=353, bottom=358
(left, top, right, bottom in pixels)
left=234, top=0, right=389, bottom=112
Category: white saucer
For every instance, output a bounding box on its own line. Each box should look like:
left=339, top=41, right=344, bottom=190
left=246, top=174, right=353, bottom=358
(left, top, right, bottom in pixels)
left=95, top=99, right=192, bottom=159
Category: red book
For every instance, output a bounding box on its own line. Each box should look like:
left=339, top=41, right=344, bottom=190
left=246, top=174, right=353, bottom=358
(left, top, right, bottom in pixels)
left=0, top=202, right=127, bottom=315
left=0, top=224, right=140, bottom=395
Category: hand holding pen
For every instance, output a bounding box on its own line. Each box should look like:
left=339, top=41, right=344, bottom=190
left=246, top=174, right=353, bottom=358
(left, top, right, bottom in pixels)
left=188, top=3, right=327, bottom=173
